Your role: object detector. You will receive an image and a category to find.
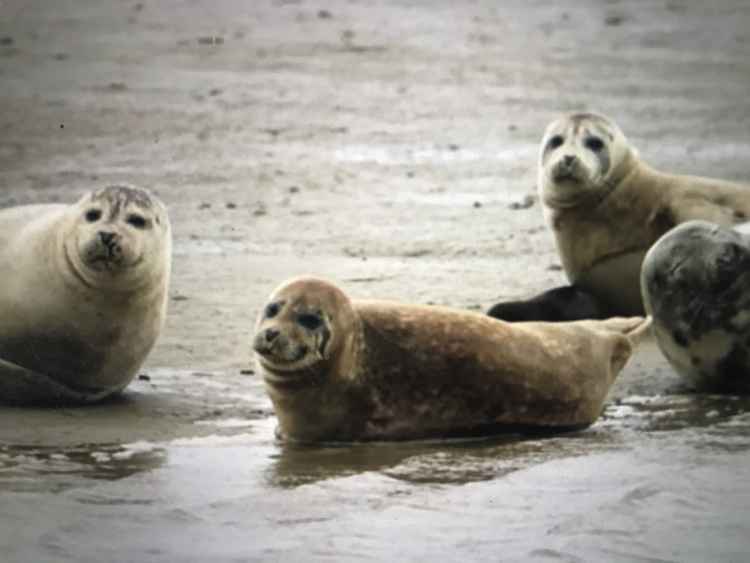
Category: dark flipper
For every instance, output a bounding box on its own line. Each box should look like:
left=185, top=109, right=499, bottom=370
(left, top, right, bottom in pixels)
left=487, top=285, right=611, bottom=322
left=0, top=356, right=117, bottom=405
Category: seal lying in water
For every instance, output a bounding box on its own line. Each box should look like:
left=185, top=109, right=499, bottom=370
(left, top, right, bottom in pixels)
left=488, top=111, right=750, bottom=322
left=642, top=220, right=750, bottom=393
left=253, top=276, right=650, bottom=442
left=0, top=185, right=172, bottom=404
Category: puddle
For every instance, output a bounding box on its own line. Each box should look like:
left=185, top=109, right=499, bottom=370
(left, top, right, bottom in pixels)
left=2, top=390, right=750, bottom=562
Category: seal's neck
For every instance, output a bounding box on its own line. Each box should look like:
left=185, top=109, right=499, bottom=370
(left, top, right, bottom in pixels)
left=269, top=317, right=370, bottom=443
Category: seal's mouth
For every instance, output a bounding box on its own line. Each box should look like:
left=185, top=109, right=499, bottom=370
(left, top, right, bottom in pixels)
left=82, top=237, right=133, bottom=272
left=258, top=355, right=308, bottom=373
left=551, top=171, right=581, bottom=184
left=259, top=358, right=322, bottom=391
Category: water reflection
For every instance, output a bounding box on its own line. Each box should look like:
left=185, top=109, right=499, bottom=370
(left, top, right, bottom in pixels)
left=267, top=427, right=622, bottom=488
left=601, top=393, right=750, bottom=433
left=2, top=391, right=750, bottom=562
left=0, top=443, right=166, bottom=493
left=267, top=393, right=750, bottom=489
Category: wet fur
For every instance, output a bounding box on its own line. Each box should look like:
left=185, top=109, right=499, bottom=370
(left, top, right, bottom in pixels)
left=255, top=277, right=649, bottom=442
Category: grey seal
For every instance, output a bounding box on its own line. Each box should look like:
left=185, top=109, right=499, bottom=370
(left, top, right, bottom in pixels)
left=642, top=220, right=750, bottom=392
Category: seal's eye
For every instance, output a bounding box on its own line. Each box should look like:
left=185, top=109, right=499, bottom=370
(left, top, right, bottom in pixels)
left=584, top=136, right=605, bottom=152
left=85, top=209, right=102, bottom=223
left=126, top=214, right=148, bottom=229
left=548, top=135, right=564, bottom=150
left=265, top=302, right=282, bottom=319
left=297, top=313, right=323, bottom=331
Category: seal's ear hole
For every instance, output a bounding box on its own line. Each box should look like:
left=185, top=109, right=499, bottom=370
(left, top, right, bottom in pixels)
left=265, top=302, right=282, bottom=319
left=85, top=209, right=102, bottom=223
left=547, top=135, right=564, bottom=150
left=297, top=313, right=323, bottom=331
left=584, top=136, right=605, bottom=152
left=126, top=214, right=149, bottom=229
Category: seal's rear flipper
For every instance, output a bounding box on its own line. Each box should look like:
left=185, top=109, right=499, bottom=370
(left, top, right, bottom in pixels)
left=0, top=357, right=113, bottom=405
left=598, top=316, right=652, bottom=347
left=590, top=316, right=652, bottom=378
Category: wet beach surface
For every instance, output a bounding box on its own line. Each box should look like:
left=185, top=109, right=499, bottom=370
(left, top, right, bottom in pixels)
left=2, top=1, right=750, bottom=561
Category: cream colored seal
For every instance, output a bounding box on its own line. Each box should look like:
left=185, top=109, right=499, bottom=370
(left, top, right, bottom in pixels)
left=539, top=111, right=750, bottom=315
left=0, top=185, right=172, bottom=404
left=252, top=276, right=650, bottom=442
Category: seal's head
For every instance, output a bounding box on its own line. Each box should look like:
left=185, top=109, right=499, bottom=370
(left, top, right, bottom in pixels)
left=253, top=277, right=358, bottom=389
left=67, top=186, right=171, bottom=283
left=539, top=112, right=633, bottom=209
left=642, top=220, right=750, bottom=341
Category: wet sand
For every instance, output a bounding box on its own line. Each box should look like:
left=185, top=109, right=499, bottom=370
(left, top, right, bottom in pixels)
left=2, top=1, right=750, bottom=561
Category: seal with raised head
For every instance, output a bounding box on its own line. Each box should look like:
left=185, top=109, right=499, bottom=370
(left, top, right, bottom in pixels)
left=488, top=111, right=750, bottom=321
left=642, top=220, right=750, bottom=392
left=0, top=185, right=172, bottom=404
left=252, top=276, right=650, bottom=442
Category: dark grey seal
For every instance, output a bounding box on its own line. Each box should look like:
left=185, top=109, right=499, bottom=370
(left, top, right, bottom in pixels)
left=641, top=220, right=750, bottom=392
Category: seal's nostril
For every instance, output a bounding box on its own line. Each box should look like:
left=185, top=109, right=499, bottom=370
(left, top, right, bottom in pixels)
left=98, top=231, right=116, bottom=245
left=265, top=328, right=280, bottom=343
left=563, top=155, right=575, bottom=166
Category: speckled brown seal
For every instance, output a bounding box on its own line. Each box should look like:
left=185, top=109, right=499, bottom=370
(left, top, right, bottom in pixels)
left=538, top=111, right=750, bottom=315
left=253, top=276, right=650, bottom=442
left=0, top=185, right=172, bottom=404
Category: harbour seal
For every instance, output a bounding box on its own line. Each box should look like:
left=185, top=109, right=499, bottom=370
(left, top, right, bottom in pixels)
left=642, top=220, right=750, bottom=392
left=0, top=185, right=172, bottom=404
left=252, top=276, right=650, bottom=442
left=488, top=111, right=750, bottom=321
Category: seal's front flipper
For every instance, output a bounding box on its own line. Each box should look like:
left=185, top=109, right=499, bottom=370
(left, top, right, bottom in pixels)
left=487, top=285, right=610, bottom=322
left=0, top=357, right=113, bottom=405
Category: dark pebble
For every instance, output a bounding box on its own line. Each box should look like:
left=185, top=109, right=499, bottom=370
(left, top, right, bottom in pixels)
left=605, top=15, right=624, bottom=26
left=508, top=195, right=536, bottom=210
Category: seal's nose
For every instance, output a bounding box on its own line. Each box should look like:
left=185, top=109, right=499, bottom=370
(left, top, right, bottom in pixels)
left=563, top=155, right=576, bottom=166
left=253, top=328, right=280, bottom=355
left=98, top=231, right=116, bottom=245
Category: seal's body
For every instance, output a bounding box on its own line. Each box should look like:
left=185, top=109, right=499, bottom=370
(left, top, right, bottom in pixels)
left=0, top=186, right=171, bottom=404
left=253, top=277, right=649, bottom=442
left=642, top=220, right=750, bottom=392
left=489, top=112, right=750, bottom=321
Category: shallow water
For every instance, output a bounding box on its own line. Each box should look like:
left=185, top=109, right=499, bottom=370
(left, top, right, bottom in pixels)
left=2, top=390, right=749, bottom=563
